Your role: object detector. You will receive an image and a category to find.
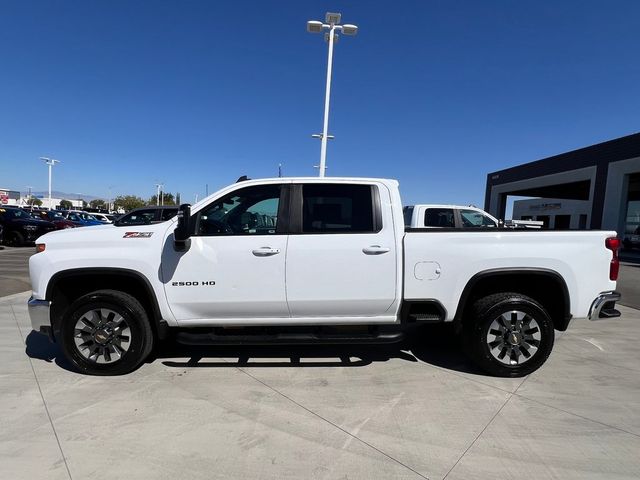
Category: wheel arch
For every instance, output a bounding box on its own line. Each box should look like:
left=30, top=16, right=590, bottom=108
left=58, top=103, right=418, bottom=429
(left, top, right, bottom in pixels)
left=453, top=268, right=572, bottom=332
left=46, top=267, right=166, bottom=340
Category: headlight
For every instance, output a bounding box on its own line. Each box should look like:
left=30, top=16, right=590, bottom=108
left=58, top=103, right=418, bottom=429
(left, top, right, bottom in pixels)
left=23, top=225, right=38, bottom=231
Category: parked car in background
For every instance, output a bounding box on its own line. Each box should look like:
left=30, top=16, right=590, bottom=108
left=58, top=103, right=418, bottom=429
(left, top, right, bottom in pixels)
left=623, top=227, right=640, bottom=250
left=404, top=205, right=543, bottom=229
left=404, top=205, right=499, bottom=228
left=62, top=211, right=103, bottom=227
left=91, top=213, right=114, bottom=223
left=35, top=210, right=76, bottom=230
left=0, top=207, right=55, bottom=246
left=114, top=206, right=178, bottom=226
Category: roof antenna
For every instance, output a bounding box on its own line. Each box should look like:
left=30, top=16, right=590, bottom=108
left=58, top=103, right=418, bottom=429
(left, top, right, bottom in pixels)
left=236, top=175, right=250, bottom=183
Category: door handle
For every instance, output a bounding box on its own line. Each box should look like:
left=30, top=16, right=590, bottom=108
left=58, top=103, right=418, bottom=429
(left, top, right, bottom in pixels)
left=362, top=245, right=390, bottom=255
left=252, top=247, right=281, bottom=257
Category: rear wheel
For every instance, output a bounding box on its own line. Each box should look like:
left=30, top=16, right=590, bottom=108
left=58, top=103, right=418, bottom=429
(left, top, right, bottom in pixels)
left=60, top=290, right=154, bottom=375
left=462, top=292, right=554, bottom=377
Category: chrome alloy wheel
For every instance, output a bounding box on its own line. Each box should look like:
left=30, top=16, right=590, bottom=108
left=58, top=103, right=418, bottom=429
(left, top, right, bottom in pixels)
left=486, top=310, right=542, bottom=365
left=73, top=308, right=131, bottom=364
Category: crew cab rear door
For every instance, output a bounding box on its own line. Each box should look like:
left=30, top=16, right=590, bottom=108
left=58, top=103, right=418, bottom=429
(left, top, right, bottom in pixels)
left=285, top=182, right=399, bottom=319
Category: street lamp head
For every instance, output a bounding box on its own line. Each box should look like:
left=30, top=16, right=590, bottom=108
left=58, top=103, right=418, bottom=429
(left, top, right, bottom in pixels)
left=40, top=156, right=60, bottom=165
left=325, top=12, right=341, bottom=25
left=342, top=24, right=358, bottom=36
left=307, top=20, right=323, bottom=33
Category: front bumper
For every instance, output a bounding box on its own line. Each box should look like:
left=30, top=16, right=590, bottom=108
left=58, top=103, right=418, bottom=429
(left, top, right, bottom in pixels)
left=588, top=291, right=621, bottom=321
left=28, top=296, right=53, bottom=338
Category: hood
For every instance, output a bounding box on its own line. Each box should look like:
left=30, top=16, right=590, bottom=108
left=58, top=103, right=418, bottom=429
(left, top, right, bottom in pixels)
left=37, top=221, right=174, bottom=247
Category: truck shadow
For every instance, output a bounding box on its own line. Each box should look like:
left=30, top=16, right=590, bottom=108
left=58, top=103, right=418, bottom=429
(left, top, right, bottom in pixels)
left=157, top=324, right=484, bottom=375
left=24, top=325, right=484, bottom=375
left=24, top=331, right=76, bottom=372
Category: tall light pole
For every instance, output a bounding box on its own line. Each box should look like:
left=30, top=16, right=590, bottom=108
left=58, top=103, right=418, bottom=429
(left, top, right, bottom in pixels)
left=307, top=13, right=358, bottom=177
left=155, top=183, right=163, bottom=206
left=107, top=185, right=114, bottom=212
left=40, top=157, right=60, bottom=210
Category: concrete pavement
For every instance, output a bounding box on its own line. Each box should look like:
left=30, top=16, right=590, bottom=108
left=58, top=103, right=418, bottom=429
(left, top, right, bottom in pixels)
left=0, top=247, right=32, bottom=297
left=2, top=292, right=640, bottom=480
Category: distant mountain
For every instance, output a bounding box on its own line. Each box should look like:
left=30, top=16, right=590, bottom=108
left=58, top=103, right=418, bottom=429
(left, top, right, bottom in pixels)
left=31, top=191, right=103, bottom=201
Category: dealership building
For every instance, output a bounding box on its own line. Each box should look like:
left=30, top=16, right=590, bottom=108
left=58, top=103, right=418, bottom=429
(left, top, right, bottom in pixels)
left=485, top=132, right=640, bottom=237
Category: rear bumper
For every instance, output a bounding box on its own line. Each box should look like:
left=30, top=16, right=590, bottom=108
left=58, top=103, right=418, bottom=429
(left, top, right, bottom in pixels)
left=588, top=291, right=621, bottom=321
left=28, top=296, right=52, bottom=337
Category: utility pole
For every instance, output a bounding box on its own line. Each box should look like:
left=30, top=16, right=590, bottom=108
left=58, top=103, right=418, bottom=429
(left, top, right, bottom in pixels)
left=40, top=157, right=60, bottom=210
left=155, top=183, right=163, bottom=206
left=307, top=13, right=358, bottom=177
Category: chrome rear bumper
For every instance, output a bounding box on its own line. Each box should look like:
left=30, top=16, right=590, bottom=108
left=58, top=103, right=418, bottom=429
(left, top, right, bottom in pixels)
left=588, top=291, right=621, bottom=321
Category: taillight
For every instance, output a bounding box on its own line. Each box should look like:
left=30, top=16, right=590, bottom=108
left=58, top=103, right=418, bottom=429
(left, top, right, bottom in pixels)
left=605, top=237, right=620, bottom=281
left=35, top=243, right=46, bottom=253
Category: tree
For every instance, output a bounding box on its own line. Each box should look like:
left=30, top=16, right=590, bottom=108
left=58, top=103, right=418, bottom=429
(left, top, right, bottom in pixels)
left=114, top=195, right=146, bottom=212
left=89, top=199, right=106, bottom=209
left=60, top=199, right=73, bottom=210
left=148, top=192, right=175, bottom=206
left=27, top=197, right=42, bottom=206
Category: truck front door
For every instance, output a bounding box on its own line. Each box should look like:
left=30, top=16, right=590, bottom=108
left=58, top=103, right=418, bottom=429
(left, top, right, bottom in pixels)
left=162, top=184, right=289, bottom=322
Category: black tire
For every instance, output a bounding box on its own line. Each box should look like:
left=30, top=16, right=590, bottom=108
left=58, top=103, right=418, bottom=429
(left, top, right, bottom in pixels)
left=60, top=289, right=154, bottom=375
left=5, top=230, right=24, bottom=247
left=462, top=292, right=554, bottom=377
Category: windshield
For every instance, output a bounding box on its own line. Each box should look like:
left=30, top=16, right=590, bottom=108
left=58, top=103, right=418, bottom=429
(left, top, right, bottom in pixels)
left=1, top=208, right=31, bottom=220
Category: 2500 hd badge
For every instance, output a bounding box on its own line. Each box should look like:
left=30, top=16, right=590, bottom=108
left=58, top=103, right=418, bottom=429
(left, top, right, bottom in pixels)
left=171, top=281, right=216, bottom=286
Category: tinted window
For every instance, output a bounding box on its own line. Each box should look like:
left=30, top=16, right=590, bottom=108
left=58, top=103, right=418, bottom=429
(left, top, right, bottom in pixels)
left=197, top=185, right=280, bottom=236
left=460, top=209, right=496, bottom=227
left=424, top=208, right=455, bottom=227
left=302, top=184, right=376, bottom=233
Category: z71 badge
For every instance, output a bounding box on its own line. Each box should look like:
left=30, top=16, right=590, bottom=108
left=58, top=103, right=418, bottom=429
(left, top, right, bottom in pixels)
left=123, top=232, right=153, bottom=238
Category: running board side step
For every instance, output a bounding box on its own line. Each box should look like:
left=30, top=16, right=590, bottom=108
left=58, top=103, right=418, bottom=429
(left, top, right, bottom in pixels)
left=175, top=331, right=405, bottom=346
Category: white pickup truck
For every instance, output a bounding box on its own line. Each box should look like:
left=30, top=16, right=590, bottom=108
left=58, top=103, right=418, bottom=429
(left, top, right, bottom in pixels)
left=404, top=204, right=543, bottom=229
left=28, top=177, right=621, bottom=377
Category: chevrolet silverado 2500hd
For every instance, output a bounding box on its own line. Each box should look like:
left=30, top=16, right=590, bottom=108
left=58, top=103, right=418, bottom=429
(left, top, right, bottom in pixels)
left=28, top=177, right=621, bottom=377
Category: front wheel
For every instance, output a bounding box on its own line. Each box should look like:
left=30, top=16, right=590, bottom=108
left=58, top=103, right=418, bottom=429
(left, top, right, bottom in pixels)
left=462, top=292, right=555, bottom=377
left=5, top=231, right=24, bottom=247
left=60, top=290, right=154, bottom=375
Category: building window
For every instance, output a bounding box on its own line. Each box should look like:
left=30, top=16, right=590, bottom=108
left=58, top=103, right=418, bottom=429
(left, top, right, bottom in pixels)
left=554, top=215, right=571, bottom=230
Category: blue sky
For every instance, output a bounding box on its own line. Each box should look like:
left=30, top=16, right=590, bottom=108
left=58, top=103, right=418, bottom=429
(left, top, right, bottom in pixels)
left=1, top=0, right=639, bottom=207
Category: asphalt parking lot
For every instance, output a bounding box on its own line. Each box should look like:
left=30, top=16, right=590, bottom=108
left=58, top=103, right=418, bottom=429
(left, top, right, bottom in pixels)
left=0, top=248, right=639, bottom=479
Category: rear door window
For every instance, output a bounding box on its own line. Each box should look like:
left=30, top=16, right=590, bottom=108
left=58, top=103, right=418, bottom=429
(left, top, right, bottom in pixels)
left=424, top=208, right=455, bottom=227
left=301, top=184, right=378, bottom=233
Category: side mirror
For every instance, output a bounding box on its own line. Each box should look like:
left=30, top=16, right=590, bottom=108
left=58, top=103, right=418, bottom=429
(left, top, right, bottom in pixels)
left=174, top=203, right=192, bottom=250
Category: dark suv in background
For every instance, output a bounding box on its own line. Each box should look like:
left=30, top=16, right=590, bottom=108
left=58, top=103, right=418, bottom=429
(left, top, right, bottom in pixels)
left=0, top=207, right=55, bottom=246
